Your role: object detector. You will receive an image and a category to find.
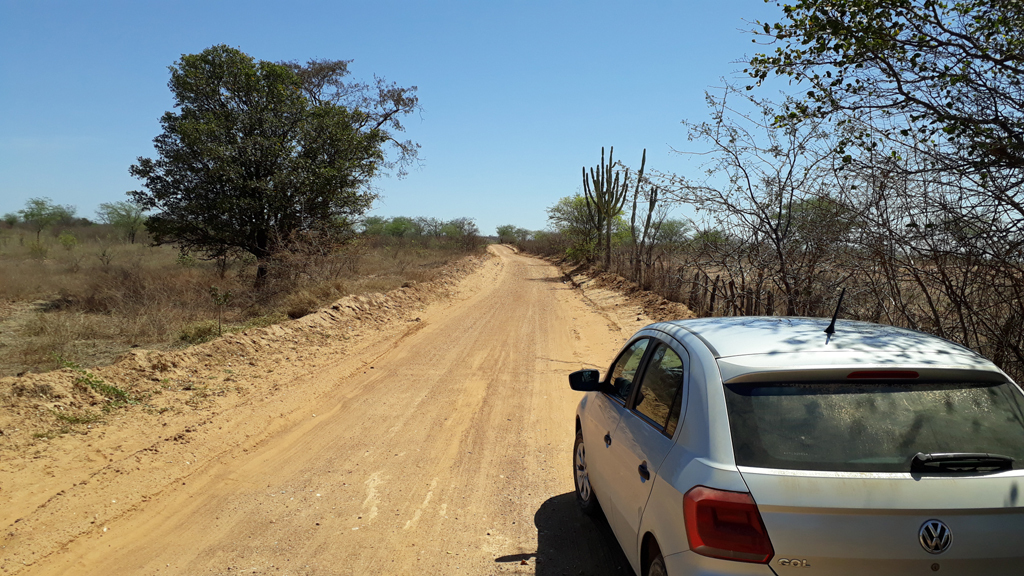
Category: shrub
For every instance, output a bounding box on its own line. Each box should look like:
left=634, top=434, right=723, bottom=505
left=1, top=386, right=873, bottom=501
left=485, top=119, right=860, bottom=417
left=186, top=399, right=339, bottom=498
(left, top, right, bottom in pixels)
left=58, top=231, right=78, bottom=251
left=178, top=320, right=219, bottom=345
left=28, top=242, right=49, bottom=260
left=283, top=289, right=320, bottom=319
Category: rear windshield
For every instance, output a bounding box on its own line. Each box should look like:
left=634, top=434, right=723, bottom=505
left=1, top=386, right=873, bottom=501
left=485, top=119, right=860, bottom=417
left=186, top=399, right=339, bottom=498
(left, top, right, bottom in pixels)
left=724, top=381, right=1024, bottom=472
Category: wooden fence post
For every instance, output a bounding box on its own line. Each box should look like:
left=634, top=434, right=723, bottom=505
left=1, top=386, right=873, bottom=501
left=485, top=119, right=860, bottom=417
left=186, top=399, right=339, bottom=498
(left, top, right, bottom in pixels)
left=689, top=271, right=701, bottom=314
left=727, top=280, right=737, bottom=316
left=709, top=275, right=720, bottom=317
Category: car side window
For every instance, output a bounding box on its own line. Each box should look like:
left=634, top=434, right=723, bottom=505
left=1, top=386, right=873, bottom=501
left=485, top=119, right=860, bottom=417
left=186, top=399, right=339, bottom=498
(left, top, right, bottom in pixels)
left=607, top=338, right=649, bottom=403
left=633, top=343, right=686, bottom=436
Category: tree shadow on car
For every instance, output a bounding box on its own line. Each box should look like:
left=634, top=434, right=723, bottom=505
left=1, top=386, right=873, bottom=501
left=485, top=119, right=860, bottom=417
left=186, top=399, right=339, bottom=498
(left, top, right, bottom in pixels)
left=494, top=492, right=635, bottom=575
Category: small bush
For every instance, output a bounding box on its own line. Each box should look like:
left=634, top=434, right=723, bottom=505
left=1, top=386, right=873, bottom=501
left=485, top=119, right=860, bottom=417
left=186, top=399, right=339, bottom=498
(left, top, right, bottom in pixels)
left=58, top=231, right=78, bottom=251
left=176, top=252, right=198, bottom=268
left=178, top=320, right=219, bottom=345
left=283, top=290, right=320, bottom=319
left=28, top=242, right=49, bottom=260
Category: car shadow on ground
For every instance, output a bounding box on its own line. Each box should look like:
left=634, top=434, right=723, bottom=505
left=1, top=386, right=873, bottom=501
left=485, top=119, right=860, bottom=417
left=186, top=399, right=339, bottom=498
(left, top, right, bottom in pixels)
left=495, top=492, right=635, bottom=576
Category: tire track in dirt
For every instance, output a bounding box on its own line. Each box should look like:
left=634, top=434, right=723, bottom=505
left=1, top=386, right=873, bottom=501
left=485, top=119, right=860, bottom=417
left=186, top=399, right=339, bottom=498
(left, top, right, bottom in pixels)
left=9, top=246, right=649, bottom=576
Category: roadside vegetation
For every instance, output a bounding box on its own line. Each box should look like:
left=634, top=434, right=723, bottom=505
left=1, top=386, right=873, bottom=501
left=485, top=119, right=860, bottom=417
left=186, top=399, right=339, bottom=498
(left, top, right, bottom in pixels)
left=503, top=0, right=1024, bottom=383
left=0, top=45, right=490, bottom=378
left=0, top=207, right=482, bottom=378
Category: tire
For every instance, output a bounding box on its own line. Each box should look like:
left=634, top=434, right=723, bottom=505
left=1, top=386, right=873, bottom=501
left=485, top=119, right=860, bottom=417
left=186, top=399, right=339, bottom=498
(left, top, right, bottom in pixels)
left=647, top=554, right=667, bottom=576
left=573, top=429, right=600, bottom=516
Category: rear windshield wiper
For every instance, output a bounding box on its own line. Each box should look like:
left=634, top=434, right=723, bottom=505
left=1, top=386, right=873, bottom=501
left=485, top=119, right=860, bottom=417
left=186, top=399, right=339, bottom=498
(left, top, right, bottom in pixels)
left=911, top=452, right=1015, bottom=473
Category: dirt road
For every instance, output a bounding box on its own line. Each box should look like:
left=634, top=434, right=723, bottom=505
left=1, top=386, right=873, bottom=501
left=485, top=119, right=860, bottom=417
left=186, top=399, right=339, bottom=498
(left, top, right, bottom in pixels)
left=3, top=246, right=654, bottom=575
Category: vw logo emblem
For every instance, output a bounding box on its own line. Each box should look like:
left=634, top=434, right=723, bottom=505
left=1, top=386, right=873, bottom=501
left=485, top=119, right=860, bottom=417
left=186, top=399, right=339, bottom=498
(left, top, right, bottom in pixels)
left=919, top=520, right=952, bottom=554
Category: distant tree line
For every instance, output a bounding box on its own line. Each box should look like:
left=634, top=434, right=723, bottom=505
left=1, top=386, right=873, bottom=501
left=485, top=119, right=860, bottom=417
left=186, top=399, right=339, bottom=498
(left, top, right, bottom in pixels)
left=360, top=215, right=482, bottom=250
left=3, top=197, right=152, bottom=246
left=363, top=216, right=478, bottom=239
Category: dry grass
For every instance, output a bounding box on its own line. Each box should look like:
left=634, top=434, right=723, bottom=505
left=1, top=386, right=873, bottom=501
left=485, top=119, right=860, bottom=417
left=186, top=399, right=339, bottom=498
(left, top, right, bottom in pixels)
left=0, top=225, right=482, bottom=376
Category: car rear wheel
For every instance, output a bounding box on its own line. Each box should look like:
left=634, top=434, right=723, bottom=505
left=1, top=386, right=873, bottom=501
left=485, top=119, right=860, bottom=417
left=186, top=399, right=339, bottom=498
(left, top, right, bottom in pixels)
left=647, top=554, right=667, bottom=576
left=574, top=430, right=599, bottom=515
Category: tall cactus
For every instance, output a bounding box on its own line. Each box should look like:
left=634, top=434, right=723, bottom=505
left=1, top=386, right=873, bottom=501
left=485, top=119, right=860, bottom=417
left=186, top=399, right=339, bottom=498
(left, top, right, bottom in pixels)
left=583, top=147, right=630, bottom=269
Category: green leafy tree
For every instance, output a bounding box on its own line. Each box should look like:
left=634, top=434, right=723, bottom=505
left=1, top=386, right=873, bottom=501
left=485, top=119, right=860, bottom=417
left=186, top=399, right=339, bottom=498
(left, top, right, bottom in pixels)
left=361, top=216, right=388, bottom=235
left=655, top=218, right=691, bottom=249
left=281, top=58, right=419, bottom=176
left=440, top=217, right=479, bottom=238
left=18, top=197, right=76, bottom=242
left=495, top=224, right=519, bottom=243
left=2, top=213, right=17, bottom=227
left=748, top=0, right=1024, bottom=171
left=96, top=201, right=146, bottom=243
left=384, top=216, right=423, bottom=238
left=688, top=228, right=730, bottom=251
left=58, top=231, right=78, bottom=251
left=129, top=45, right=411, bottom=286
left=496, top=225, right=532, bottom=244
left=438, top=218, right=480, bottom=249
left=547, top=195, right=600, bottom=262
left=747, top=1, right=1024, bottom=369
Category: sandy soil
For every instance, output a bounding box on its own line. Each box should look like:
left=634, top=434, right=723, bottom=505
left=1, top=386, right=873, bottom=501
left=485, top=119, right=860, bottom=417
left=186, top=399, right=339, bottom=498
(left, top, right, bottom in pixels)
left=1, top=245, right=666, bottom=575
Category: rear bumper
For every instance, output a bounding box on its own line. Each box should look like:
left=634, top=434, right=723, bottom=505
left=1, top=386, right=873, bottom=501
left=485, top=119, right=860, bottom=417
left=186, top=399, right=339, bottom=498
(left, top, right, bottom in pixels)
left=663, top=550, right=777, bottom=576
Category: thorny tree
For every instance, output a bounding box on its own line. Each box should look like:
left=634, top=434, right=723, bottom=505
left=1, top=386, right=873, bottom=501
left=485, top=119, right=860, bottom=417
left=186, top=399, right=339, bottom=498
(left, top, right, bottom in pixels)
left=660, top=87, right=858, bottom=316
left=747, top=0, right=1024, bottom=379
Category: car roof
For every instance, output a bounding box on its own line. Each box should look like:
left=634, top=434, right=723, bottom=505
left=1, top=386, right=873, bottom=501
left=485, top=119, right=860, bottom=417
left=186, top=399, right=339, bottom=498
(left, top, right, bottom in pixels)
left=649, top=317, right=1007, bottom=382
left=649, top=316, right=1014, bottom=381
left=651, top=316, right=977, bottom=359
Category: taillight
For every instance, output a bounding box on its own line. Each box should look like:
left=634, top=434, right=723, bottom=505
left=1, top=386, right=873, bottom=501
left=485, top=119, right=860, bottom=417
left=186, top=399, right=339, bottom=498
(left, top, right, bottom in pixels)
left=683, top=486, right=774, bottom=564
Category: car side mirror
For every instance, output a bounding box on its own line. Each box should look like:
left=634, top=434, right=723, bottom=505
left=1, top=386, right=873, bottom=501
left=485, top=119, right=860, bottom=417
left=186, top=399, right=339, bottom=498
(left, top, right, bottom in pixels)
left=569, top=369, right=602, bottom=391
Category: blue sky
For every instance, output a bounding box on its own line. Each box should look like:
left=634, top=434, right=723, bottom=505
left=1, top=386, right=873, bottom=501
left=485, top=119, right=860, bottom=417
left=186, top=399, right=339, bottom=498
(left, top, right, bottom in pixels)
left=0, top=0, right=785, bottom=236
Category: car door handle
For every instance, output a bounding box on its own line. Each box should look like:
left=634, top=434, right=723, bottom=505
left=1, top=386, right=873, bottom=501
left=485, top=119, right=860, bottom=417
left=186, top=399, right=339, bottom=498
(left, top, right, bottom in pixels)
left=638, top=461, right=650, bottom=481
left=604, top=433, right=612, bottom=447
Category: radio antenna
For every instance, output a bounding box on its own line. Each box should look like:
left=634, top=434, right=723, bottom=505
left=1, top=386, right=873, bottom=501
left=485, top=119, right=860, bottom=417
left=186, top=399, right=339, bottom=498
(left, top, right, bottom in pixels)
left=824, top=287, right=847, bottom=336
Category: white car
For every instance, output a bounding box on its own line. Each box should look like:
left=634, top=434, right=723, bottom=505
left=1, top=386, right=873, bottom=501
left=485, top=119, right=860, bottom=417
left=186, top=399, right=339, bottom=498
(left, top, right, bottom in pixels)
left=569, top=317, right=1024, bottom=576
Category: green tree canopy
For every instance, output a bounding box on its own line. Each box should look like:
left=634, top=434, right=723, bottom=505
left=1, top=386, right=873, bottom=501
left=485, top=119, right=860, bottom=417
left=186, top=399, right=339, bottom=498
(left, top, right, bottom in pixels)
left=439, top=217, right=479, bottom=239
left=361, top=216, right=388, bottom=235
left=96, top=201, right=146, bottom=243
left=495, top=224, right=517, bottom=243
left=547, top=196, right=597, bottom=237
left=18, top=197, right=76, bottom=242
left=748, top=0, right=1024, bottom=171
left=281, top=58, right=419, bottom=177
left=384, top=216, right=423, bottom=238
left=496, top=224, right=531, bottom=243
left=129, top=45, right=413, bottom=284
left=547, top=195, right=612, bottom=262
left=654, top=218, right=691, bottom=249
